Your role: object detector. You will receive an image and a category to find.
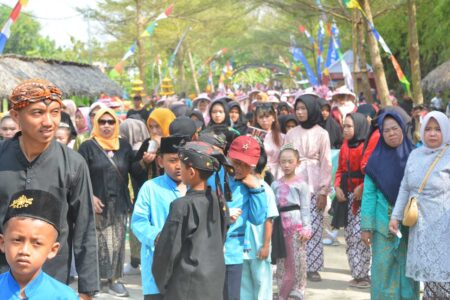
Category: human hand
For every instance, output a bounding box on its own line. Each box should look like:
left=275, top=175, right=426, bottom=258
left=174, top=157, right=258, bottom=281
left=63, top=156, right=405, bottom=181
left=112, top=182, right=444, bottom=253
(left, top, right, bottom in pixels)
left=142, top=152, right=156, bottom=164
left=353, top=185, right=363, bottom=202
left=241, top=173, right=260, bottom=189
left=229, top=208, right=242, bottom=223
left=316, top=194, right=327, bottom=211
left=335, top=187, right=346, bottom=203
left=258, top=245, right=269, bottom=260
left=300, top=234, right=310, bottom=242
left=389, top=219, right=400, bottom=236
left=361, top=231, right=372, bottom=247
left=93, top=196, right=104, bottom=214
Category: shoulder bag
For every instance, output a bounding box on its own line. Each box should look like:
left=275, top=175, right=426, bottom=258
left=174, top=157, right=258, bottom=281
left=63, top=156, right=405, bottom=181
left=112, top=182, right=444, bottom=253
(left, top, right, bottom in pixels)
left=403, top=145, right=448, bottom=226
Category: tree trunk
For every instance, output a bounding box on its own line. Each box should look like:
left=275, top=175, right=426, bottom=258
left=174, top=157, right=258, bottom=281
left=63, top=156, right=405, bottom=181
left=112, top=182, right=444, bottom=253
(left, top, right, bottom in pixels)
left=407, top=0, right=423, bottom=104
left=135, top=0, right=146, bottom=87
left=357, top=11, right=373, bottom=103
left=360, top=0, right=391, bottom=106
left=352, top=9, right=360, bottom=95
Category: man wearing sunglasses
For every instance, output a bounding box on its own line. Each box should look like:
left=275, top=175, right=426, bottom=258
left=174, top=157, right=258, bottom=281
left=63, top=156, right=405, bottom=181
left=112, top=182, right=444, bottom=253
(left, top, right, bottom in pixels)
left=0, top=79, right=99, bottom=299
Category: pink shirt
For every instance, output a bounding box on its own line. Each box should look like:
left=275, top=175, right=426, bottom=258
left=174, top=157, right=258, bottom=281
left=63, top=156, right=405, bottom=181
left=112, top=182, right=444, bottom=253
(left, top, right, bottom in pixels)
left=284, top=124, right=332, bottom=196
left=264, top=131, right=285, bottom=180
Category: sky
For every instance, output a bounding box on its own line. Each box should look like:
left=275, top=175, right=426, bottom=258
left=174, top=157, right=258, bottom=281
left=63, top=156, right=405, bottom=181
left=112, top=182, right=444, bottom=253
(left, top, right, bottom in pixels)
left=0, top=0, right=101, bottom=47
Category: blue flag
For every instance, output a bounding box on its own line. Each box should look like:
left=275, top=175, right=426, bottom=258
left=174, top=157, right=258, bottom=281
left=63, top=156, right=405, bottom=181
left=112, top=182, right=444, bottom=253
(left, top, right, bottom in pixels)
left=291, top=47, right=319, bottom=87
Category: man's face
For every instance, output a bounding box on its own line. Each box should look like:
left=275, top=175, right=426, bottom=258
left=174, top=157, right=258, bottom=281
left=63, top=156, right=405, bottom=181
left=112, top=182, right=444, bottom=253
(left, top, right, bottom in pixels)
left=10, top=101, right=61, bottom=146
left=160, top=153, right=182, bottom=182
left=0, top=118, right=19, bottom=140
left=0, top=217, right=59, bottom=284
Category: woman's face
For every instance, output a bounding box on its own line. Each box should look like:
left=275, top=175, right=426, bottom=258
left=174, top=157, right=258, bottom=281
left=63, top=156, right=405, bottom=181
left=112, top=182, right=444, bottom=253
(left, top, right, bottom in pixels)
left=423, top=117, right=443, bottom=149
left=382, top=117, right=403, bottom=148
left=285, top=120, right=297, bottom=133
left=256, top=112, right=274, bottom=131
left=229, top=107, right=240, bottom=123
left=148, top=119, right=163, bottom=138
left=321, top=107, right=330, bottom=120
left=295, top=102, right=308, bottom=122
left=211, top=103, right=226, bottom=124
left=279, top=108, right=289, bottom=116
left=97, top=113, right=116, bottom=139
left=343, top=116, right=355, bottom=140
left=198, top=100, right=208, bottom=112
left=75, top=111, right=86, bottom=131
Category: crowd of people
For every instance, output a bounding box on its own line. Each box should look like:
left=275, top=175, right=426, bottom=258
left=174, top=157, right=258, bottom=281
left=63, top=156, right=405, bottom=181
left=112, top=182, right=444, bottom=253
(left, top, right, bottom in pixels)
left=0, top=78, right=449, bottom=300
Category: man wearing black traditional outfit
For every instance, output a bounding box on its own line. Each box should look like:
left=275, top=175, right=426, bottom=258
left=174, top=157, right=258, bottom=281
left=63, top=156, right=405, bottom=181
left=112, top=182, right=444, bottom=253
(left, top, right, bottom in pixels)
left=0, top=79, right=99, bottom=299
left=152, top=141, right=229, bottom=300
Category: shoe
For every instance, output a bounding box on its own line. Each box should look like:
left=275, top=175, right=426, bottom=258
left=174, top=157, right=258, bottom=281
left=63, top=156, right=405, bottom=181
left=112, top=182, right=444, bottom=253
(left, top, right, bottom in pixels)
left=123, top=262, right=140, bottom=275
left=307, top=271, right=322, bottom=282
left=109, top=281, right=130, bottom=297
left=322, top=238, right=339, bottom=246
left=350, top=278, right=371, bottom=289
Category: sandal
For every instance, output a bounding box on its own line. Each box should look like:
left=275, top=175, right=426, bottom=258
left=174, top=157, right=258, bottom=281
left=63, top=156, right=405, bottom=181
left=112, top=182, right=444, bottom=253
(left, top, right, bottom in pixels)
left=307, top=271, right=322, bottom=282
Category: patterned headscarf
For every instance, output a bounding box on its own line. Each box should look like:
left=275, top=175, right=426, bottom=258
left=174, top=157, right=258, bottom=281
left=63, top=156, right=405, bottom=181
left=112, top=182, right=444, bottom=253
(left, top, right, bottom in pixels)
left=10, top=79, right=62, bottom=110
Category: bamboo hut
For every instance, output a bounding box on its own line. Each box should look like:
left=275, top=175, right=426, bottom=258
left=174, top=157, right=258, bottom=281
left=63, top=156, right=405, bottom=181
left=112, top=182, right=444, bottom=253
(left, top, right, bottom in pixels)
left=422, top=60, right=450, bottom=93
left=0, top=54, right=122, bottom=101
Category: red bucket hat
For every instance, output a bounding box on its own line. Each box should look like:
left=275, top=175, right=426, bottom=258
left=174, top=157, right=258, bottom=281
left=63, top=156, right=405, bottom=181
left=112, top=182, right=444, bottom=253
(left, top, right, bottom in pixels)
left=228, top=136, right=261, bottom=167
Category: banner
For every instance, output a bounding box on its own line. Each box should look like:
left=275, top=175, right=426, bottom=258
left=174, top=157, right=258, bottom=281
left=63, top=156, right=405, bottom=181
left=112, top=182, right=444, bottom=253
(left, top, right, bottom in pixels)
left=0, top=0, right=28, bottom=53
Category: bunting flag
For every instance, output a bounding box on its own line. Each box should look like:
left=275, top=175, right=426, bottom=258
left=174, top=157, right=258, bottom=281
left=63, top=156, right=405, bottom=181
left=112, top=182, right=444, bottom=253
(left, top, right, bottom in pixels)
left=330, top=23, right=353, bottom=90
left=343, top=1, right=411, bottom=95
left=290, top=36, right=319, bottom=87
left=317, top=20, right=325, bottom=83
left=324, top=22, right=340, bottom=69
left=109, top=4, right=173, bottom=78
left=162, top=28, right=190, bottom=81
left=299, top=25, right=315, bottom=47
left=198, top=48, right=227, bottom=75
left=0, top=0, right=28, bottom=53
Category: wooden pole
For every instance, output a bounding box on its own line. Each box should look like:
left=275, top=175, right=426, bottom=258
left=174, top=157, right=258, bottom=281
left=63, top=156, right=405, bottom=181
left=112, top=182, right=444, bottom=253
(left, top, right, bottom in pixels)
left=407, top=0, right=424, bottom=104
left=188, top=50, right=200, bottom=95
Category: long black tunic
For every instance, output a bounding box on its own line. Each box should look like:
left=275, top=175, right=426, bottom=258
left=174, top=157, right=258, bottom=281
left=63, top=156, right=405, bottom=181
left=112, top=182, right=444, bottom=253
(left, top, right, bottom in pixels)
left=78, top=138, right=136, bottom=223
left=152, top=189, right=226, bottom=300
left=0, top=134, right=99, bottom=294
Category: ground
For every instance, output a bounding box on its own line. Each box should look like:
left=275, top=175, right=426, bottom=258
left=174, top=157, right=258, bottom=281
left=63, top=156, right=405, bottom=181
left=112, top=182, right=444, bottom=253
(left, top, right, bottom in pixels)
left=71, top=232, right=371, bottom=299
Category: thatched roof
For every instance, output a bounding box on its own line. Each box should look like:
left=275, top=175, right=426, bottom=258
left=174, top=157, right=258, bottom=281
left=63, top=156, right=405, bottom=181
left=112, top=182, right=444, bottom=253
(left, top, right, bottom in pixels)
left=422, top=60, right=450, bottom=93
left=0, top=54, right=122, bottom=99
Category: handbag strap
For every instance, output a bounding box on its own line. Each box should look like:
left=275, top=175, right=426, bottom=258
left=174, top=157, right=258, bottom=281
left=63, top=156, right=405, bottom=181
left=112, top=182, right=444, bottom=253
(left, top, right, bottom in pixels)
left=418, top=144, right=448, bottom=193
left=92, top=138, right=128, bottom=185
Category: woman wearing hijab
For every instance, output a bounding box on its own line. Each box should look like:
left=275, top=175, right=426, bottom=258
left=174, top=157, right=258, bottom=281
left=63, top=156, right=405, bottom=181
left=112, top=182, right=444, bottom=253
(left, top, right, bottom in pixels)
left=228, top=101, right=248, bottom=135
left=75, top=107, right=90, bottom=134
left=361, top=112, right=418, bottom=300
left=390, top=111, right=450, bottom=299
left=78, top=108, right=135, bottom=297
left=63, top=99, right=77, bottom=128
left=279, top=114, right=298, bottom=134
left=253, top=102, right=284, bottom=179
left=333, top=112, right=371, bottom=288
left=73, top=102, right=106, bottom=151
left=285, top=94, right=332, bottom=282
left=133, top=108, right=176, bottom=195
left=318, top=98, right=343, bottom=149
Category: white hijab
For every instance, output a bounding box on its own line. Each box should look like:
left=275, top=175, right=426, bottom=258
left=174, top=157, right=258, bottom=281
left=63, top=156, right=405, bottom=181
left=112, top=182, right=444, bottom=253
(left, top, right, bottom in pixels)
left=420, top=111, right=450, bottom=153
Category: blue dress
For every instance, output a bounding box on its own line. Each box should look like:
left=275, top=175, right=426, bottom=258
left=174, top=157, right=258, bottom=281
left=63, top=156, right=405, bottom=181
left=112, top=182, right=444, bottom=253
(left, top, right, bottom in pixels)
left=0, top=270, right=78, bottom=299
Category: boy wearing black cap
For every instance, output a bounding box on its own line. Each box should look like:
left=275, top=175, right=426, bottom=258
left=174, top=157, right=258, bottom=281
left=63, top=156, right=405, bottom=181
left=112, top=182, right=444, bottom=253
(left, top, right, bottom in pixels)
left=0, top=190, right=78, bottom=299
left=131, top=135, right=188, bottom=299
left=152, top=141, right=228, bottom=299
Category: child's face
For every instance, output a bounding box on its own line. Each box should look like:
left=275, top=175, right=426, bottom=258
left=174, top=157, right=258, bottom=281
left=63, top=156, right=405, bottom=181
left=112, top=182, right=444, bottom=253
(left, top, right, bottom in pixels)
left=0, top=217, right=60, bottom=283
left=55, top=128, right=71, bottom=145
left=343, top=116, right=355, bottom=141
left=229, top=158, right=252, bottom=180
left=180, top=162, right=194, bottom=186
left=159, top=153, right=182, bottom=183
left=280, top=150, right=299, bottom=176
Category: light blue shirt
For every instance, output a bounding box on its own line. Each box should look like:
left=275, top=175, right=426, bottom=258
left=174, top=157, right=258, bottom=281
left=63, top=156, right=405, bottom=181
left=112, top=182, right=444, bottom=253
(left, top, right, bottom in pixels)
left=0, top=270, right=78, bottom=299
left=131, top=174, right=182, bottom=295
left=243, top=180, right=279, bottom=262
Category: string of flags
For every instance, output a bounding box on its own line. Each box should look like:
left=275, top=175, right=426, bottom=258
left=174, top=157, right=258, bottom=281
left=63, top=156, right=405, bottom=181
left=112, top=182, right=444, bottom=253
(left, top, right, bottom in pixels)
left=0, top=0, right=28, bottom=54
left=342, top=0, right=411, bottom=95
left=109, top=4, right=174, bottom=78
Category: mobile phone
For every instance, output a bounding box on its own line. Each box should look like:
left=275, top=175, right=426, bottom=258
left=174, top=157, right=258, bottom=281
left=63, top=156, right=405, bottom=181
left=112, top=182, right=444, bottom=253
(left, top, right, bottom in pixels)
left=147, top=140, right=158, bottom=153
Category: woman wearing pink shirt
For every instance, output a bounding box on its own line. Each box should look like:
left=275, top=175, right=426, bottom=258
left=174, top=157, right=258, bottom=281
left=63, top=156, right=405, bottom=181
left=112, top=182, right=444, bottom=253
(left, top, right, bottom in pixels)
left=285, top=94, right=332, bottom=282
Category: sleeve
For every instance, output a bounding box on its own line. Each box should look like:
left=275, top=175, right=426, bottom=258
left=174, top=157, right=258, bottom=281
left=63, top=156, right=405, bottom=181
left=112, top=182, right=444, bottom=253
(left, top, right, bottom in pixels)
left=361, top=132, right=379, bottom=174
left=151, top=204, right=184, bottom=295
left=391, top=158, right=412, bottom=221
left=131, top=183, right=162, bottom=248
left=360, top=175, right=377, bottom=231
left=318, top=131, right=332, bottom=195
left=247, top=185, right=268, bottom=225
left=334, top=145, right=346, bottom=188
left=298, top=183, right=311, bottom=235
left=70, top=159, right=100, bottom=294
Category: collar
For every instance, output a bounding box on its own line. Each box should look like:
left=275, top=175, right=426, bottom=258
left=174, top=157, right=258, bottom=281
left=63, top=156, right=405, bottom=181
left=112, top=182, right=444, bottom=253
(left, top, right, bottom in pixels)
left=13, top=132, right=57, bottom=167
left=162, top=173, right=181, bottom=193
left=7, top=270, right=45, bottom=298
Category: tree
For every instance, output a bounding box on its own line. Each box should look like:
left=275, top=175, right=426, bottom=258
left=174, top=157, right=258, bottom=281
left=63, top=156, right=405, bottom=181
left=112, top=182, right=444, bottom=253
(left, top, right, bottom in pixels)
left=407, top=0, right=423, bottom=104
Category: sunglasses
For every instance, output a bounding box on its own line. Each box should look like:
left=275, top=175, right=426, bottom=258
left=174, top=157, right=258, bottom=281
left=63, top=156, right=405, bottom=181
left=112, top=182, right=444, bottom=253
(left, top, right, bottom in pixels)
left=98, top=119, right=116, bottom=125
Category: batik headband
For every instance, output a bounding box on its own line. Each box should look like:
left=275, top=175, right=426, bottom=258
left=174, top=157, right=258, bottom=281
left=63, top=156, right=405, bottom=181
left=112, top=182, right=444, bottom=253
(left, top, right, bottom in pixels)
left=10, top=79, right=63, bottom=110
